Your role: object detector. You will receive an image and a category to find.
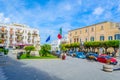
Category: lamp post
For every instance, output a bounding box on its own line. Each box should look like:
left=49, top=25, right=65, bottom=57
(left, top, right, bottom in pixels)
left=118, top=23, right=120, bottom=59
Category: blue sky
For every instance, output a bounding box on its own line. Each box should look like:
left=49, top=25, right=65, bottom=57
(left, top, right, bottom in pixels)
left=0, top=0, right=120, bottom=44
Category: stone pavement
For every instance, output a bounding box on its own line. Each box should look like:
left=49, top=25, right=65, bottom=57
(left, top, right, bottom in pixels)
left=1, top=52, right=120, bottom=80
left=0, top=56, right=7, bottom=80
left=0, top=67, right=7, bottom=80
left=3, top=54, right=120, bottom=80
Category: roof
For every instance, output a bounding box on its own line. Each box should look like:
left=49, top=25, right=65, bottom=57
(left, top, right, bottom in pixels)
left=68, top=21, right=118, bottom=32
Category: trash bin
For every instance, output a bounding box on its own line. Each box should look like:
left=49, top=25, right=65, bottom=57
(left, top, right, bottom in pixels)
left=17, top=52, right=23, bottom=59
left=61, top=53, right=66, bottom=60
left=17, top=53, right=20, bottom=59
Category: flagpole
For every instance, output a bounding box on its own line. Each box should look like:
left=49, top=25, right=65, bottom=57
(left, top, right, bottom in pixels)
left=57, top=27, right=62, bottom=53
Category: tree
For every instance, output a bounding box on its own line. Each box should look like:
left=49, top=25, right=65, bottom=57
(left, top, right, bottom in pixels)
left=61, top=44, right=67, bottom=52
left=39, top=44, right=51, bottom=56
left=0, top=39, right=3, bottom=44
left=24, top=46, right=35, bottom=57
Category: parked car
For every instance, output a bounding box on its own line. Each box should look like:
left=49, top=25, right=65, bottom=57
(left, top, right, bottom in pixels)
left=68, top=51, right=75, bottom=57
left=76, top=52, right=86, bottom=59
left=54, top=51, right=61, bottom=57
left=97, top=54, right=118, bottom=65
left=86, top=52, right=99, bottom=61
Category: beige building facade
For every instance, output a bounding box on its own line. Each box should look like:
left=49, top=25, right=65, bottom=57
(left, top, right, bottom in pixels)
left=68, top=21, right=120, bottom=44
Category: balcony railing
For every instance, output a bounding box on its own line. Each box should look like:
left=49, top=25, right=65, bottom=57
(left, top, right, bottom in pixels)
left=28, top=32, right=31, bottom=35
left=0, top=30, right=7, bottom=34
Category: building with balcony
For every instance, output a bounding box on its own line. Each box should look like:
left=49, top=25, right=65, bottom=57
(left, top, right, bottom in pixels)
left=68, top=21, right=120, bottom=44
left=0, top=23, right=40, bottom=48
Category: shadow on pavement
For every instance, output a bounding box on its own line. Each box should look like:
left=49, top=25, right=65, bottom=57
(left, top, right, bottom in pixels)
left=2, top=56, right=63, bottom=80
left=113, top=68, right=120, bottom=71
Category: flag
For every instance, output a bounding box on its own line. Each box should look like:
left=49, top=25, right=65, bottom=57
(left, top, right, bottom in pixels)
left=46, top=35, right=50, bottom=42
left=57, top=34, right=62, bottom=39
left=60, top=27, right=62, bottom=35
left=57, top=28, right=62, bottom=39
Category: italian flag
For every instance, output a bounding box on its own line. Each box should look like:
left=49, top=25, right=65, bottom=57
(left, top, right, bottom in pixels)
left=57, top=28, right=62, bottom=39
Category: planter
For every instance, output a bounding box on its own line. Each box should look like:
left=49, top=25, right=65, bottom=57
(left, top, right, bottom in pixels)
left=62, top=55, right=66, bottom=60
left=103, top=64, right=113, bottom=72
left=61, top=53, right=66, bottom=60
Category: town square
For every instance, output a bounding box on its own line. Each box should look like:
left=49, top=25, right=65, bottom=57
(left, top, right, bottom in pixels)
left=0, top=0, right=120, bottom=80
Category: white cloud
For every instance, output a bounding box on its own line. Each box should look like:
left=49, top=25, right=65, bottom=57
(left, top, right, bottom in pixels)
left=4, top=18, right=10, bottom=23
left=93, top=7, right=104, bottom=15
left=0, top=12, right=10, bottom=23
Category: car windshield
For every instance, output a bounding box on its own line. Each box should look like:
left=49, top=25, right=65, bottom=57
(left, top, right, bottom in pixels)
left=105, top=56, right=111, bottom=59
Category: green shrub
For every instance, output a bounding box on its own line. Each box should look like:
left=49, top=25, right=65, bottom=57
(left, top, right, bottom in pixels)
left=4, top=49, right=9, bottom=55
left=24, top=46, right=35, bottom=57
left=0, top=48, right=9, bottom=55
left=39, top=44, right=51, bottom=56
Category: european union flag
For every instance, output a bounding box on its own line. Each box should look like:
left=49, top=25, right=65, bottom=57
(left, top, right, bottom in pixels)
left=46, top=35, right=50, bottom=42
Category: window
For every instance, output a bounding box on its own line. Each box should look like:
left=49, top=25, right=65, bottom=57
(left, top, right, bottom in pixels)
left=91, top=27, right=94, bottom=32
left=80, top=30, right=81, bottom=34
left=80, top=38, right=81, bottom=42
left=100, top=36, right=104, bottom=41
left=70, top=39, right=72, bottom=43
left=90, top=37, right=94, bottom=41
left=75, top=32, right=77, bottom=35
left=85, top=29, right=87, bottom=33
left=70, top=33, right=72, bottom=36
left=85, top=38, right=87, bottom=42
left=74, top=38, right=76, bottom=43
left=101, top=25, right=104, bottom=30
left=108, top=36, right=112, bottom=40
left=114, top=34, right=120, bottom=40
left=1, top=34, right=4, bottom=38
left=77, top=38, right=79, bottom=42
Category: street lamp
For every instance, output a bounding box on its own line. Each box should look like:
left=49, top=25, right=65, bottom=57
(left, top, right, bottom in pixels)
left=118, top=23, right=120, bottom=59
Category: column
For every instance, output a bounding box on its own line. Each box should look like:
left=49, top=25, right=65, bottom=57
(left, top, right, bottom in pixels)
left=13, top=28, right=16, bottom=48
left=30, top=31, right=33, bottom=44
left=6, top=27, right=10, bottom=48
left=24, top=29, right=28, bottom=44
left=22, top=29, right=25, bottom=44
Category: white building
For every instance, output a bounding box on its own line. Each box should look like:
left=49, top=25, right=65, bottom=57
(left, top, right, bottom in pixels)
left=0, top=23, right=40, bottom=48
left=51, top=34, right=69, bottom=51
left=51, top=40, right=60, bottom=51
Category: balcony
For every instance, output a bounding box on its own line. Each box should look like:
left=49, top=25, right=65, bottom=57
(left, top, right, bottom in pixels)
left=32, top=32, right=38, bottom=36
left=9, top=37, right=13, bottom=40
left=15, top=30, right=23, bottom=35
left=0, top=39, right=5, bottom=44
left=10, top=31, right=14, bottom=34
left=0, top=30, right=7, bottom=34
left=28, top=32, right=31, bottom=35
left=15, top=37, right=23, bottom=41
left=0, top=36, right=7, bottom=40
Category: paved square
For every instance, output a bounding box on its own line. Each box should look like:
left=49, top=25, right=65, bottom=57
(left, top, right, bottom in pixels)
left=2, top=55, right=120, bottom=80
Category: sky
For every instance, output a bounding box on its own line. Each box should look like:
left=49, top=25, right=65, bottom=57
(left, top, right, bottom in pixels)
left=0, top=0, right=120, bottom=44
